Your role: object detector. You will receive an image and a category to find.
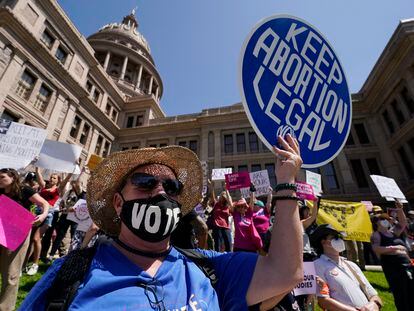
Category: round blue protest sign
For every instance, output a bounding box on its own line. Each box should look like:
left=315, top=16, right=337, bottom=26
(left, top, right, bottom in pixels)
left=239, top=15, right=351, bottom=168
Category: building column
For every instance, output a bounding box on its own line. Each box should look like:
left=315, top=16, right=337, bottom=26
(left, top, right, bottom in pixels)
left=103, top=51, right=111, bottom=71
left=335, top=152, right=357, bottom=193
left=148, top=76, right=154, bottom=95
left=120, top=56, right=128, bottom=80
left=27, top=78, right=43, bottom=106
left=135, top=64, right=143, bottom=90
left=213, top=130, right=222, bottom=168
left=155, top=86, right=159, bottom=99
left=0, top=53, right=25, bottom=111
left=45, top=92, right=66, bottom=139
left=75, top=119, right=86, bottom=142
left=58, top=102, right=77, bottom=142
left=89, top=128, right=100, bottom=154
left=200, top=129, right=209, bottom=162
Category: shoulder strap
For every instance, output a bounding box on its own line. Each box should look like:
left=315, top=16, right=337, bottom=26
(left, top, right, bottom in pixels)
left=174, top=247, right=218, bottom=286
left=342, top=260, right=370, bottom=299
left=45, top=244, right=98, bottom=311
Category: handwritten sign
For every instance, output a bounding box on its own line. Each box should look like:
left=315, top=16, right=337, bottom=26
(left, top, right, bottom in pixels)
left=241, top=170, right=271, bottom=198
left=0, top=195, right=35, bottom=251
left=225, top=172, right=251, bottom=190
left=370, top=175, right=407, bottom=203
left=66, top=199, right=92, bottom=232
left=36, top=140, right=82, bottom=173
left=0, top=120, right=47, bottom=169
left=211, top=168, right=232, bottom=181
left=296, top=181, right=316, bottom=200
left=293, top=262, right=317, bottom=295
left=306, top=170, right=322, bottom=195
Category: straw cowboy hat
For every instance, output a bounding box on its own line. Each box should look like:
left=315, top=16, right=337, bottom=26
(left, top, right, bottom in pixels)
left=87, top=146, right=203, bottom=236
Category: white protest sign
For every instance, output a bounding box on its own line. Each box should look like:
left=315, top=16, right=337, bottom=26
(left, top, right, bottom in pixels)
left=293, top=262, right=317, bottom=296
left=370, top=175, right=407, bottom=203
left=240, top=170, right=271, bottom=198
left=0, top=120, right=47, bottom=169
left=306, top=170, right=322, bottom=195
left=66, top=199, right=92, bottom=232
left=211, top=168, right=232, bottom=181
left=36, top=140, right=82, bottom=173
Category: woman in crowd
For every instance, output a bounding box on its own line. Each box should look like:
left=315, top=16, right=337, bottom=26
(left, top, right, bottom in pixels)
left=371, top=201, right=414, bottom=311
left=209, top=183, right=233, bottom=252
left=251, top=186, right=272, bottom=244
left=24, top=168, right=71, bottom=275
left=0, top=168, right=49, bottom=311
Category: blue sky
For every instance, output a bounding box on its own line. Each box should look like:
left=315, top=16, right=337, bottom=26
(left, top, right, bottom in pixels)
left=58, top=0, right=413, bottom=116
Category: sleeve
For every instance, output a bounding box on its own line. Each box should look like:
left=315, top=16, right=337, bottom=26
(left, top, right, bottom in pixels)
left=18, top=259, right=65, bottom=311
left=348, top=261, right=378, bottom=298
left=314, top=260, right=330, bottom=298
left=22, top=186, right=36, bottom=200
left=197, top=250, right=258, bottom=310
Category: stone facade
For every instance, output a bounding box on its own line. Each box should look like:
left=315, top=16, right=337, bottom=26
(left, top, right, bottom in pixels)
left=0, top=0, right=414, bottom=206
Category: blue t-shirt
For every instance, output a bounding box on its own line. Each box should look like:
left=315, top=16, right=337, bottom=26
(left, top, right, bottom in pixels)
left=19, top=243, right=258, bottom=310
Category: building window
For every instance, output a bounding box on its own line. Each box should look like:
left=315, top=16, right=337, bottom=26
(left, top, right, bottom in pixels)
left=249, top=132, right=259, bottom=153
left=238, top=165, right=248, bottom=172
left=354, top=123, right=370, bottom=144
left=346, top=132, right=355, bottom=145
left=92, top=89, right=100, bottom=103
left=401, top=87, right=414, bottom=114
left=408, top=137, right=414, bottom=155
left=208, top=131, right=214, bottom=157
left=366, top=158, right=381, bottom=175
left=34, top=84, right=51, bottom=112
left=136, top=115, right=143, bottom=126
left=69, top=116, right=82, bottom=139
left=189, top=140, right=197, bottom=153
left=382, top=110, right=394, bottom=134
left=224, top=134, right=233, bottom=154
left=79, top=123, right=90, bottom=145
left=265, top=163, right=277, bottom=188
left=398, top=147, right=414, bottom=179
left=323, top=162, right=339, bottom=190
left=105, top=103, right=111, bottom=114
left=251, top=164, right=261, bottom=172
left=159, top=143, right=167, bottom=147
left=262, top=142, right=270, bottom=152
left=350, top=159, right=369, bottom=188
left=102, top=141, right=111, bottom=157
left=236, top=133, right=246, bottom=153
left=40, top=29, right=54, bottom=49
left=390, top=100, right=405, bottom=124
left=121, top=147, right=129, bottom=151
left=126, top=116, right=134, bottom=128
left=95, top=135, right=103, bottom=154
left=111, top=110, right=118, bottom=122
left=55, top=46, right=68, bottom=64
left=178, top=141, right=187, bottom=147
left=16, top=70, right=36, bottom=99
left=86, top=80, right=93, bottom=93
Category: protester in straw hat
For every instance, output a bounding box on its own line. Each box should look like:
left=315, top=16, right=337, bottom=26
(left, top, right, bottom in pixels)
left=21, top=134, right=303, bottom=310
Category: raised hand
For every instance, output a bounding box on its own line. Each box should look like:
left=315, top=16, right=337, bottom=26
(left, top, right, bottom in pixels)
left=272, top=134, right=302, bottom=184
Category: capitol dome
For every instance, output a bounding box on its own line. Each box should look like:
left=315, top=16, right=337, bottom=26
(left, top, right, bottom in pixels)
left=88, top=9, right=163, bottom=100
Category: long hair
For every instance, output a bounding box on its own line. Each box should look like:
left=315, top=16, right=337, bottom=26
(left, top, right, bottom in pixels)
left=48, top=173, right=62, bottom=187
left=0, top=168, right=22, bottom=199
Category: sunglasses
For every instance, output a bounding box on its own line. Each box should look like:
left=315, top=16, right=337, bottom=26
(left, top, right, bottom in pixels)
left=129, top=173, right=183, bottom=196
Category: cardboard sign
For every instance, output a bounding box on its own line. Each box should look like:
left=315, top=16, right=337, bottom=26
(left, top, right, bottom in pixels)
left=361, top=201, right=373, bottom=212
left=240, top=170, right=271, bottom=198
left=211, top=168, right=232, bottom=181
left=0, top=195, right=35, bottom=251
left=225, top=172, right=251, bottom=190
left=296, top=181, right=316, bottom=200
left=87, top=154, right=103, bottom=171
left=370, top=175, right=407, bottom=202
left=239, top=15, right=351, bottom=168
left=66, top=199, right=92, bottom=232
left=294, top=262, right=317, bottom=295
left=36, top=140, right=82, bottom=173
left=306, top=170, right=322, bottom=195
left=0, top=120, right=47, bottom=169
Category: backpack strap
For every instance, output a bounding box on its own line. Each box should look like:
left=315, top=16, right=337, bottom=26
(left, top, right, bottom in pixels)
left=45, top=243, right=98, bottom=311
left=174, top=247, right=218, bottom=286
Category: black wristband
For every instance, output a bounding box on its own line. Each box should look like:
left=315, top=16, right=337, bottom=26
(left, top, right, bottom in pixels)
left=274, top=183, right=297, bottom=192
left=273, top=195, right=300, bottom=201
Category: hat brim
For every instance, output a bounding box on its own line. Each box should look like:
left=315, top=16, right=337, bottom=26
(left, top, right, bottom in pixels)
left=87, top=146, right=203, bottom=236
left=310, top=226, right=341, bottom=247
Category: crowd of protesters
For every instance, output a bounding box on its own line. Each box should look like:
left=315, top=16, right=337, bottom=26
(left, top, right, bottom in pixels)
left=0, top=143, right=413, bottom=310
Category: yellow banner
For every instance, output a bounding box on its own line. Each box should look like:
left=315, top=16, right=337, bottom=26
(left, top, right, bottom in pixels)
left=317, top=200, right=372, bottom=242
left=86, top=154, right=103, bottom=171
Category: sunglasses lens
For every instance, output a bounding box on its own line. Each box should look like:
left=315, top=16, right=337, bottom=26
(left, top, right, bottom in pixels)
left=162, top=179, right=183, bottom=196
left=130, top=173, right=158, bottom=189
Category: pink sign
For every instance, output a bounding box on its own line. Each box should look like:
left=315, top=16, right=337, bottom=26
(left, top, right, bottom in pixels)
left=225, top=172, right=251, bottom=190
left=0, top=195, right=35, bottom=251
left=296, top=182, right=316, bottom=200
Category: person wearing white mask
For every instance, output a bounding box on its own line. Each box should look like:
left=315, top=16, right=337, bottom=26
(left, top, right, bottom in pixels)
left=311, top=224, right=382, bottom=311
left=371, top=201, right=413, bottom=311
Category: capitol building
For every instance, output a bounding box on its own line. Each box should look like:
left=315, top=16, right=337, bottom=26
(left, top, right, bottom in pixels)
left=0, top=0, right=414, bottom=205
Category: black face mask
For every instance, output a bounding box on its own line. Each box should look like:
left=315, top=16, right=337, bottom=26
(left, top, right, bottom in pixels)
left=119, top=193, right=182, bottom=242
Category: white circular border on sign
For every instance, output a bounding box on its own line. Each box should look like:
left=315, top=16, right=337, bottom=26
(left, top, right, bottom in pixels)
left=238, top=14, right=352, bottom=168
